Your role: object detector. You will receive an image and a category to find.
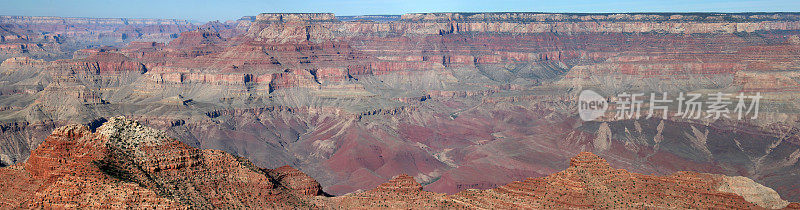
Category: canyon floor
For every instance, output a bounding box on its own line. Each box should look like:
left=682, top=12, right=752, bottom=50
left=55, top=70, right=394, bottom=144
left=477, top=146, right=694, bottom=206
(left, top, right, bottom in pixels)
left=1, top=12, right=800, bottom=205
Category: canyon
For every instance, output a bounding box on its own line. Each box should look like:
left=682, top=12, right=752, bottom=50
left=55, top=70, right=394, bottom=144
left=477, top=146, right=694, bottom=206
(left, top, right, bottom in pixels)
left=0, top=16, right=200, bottom=61
left=1, top=12, right=800, bottom=205
left=1, top=117, right=797, bottom=208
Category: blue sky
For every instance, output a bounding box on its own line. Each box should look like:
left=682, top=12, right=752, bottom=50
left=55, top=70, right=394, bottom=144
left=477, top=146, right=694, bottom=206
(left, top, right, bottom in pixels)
left=1, top=0, right=799, bottom=22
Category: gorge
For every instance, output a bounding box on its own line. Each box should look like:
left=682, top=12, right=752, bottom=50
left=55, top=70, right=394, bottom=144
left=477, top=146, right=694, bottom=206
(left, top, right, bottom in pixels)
left=1, top=12, right=800, bottom=204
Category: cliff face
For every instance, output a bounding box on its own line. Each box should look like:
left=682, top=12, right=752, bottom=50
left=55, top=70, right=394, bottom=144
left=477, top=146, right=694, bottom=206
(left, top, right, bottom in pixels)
left=1, top=12, right=800, bottom=203
left=0, top=16, right=197, bottom=61
left=335, top=12, right=800, bottom=36
left=399, top=12, right=800, bottom=21
left=2, top=120, right=796, bottom=208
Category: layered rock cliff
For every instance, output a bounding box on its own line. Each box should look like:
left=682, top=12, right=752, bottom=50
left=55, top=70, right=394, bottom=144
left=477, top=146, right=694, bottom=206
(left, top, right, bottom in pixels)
left=0, top=15, right=197, bottom=61
left=1, top=12, right=800, bottom=203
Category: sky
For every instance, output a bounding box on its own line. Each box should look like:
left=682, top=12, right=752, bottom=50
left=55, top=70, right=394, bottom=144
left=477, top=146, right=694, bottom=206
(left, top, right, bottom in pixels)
left=1, top=0, right=799, bottom=23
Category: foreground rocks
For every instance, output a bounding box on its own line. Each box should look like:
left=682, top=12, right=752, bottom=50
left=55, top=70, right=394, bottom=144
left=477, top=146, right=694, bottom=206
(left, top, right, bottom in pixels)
left=326, top=152, right=799, bottom=209
left=0, top=117, right=319, bottom=208
left=1, top=118, right=798, bottom=209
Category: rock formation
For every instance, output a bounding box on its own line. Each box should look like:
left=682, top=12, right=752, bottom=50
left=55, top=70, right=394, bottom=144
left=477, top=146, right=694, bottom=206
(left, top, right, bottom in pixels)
left=0, top=117, right=321, bottom=208
left=5, top=120, right=795, bottom=208
left=328, top=152, right=800, bottom=209
left=447, top=152, right=788, bottom=209
left=0, top=16, right=199, bottom=61
left=1, top=12, right=800, bottom=203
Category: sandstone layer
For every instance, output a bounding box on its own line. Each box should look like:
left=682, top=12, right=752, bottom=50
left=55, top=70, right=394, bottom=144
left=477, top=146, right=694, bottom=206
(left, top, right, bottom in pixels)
left=1, top=12, right=800, bottom=202
left=0, top=15, right=201, bottom=61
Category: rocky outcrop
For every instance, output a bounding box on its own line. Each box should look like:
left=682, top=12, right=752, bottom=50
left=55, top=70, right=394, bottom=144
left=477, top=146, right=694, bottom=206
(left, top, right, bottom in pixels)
left=719, top=176, right=791, bottom=209
left=167, top=29, right=224, bottom=49
left=328, top=152, right=799, bottom=209
left=373, top=174, right=424, bottom=192
left=70, top=52, right=147, bottom=74
left=0, top=117, right=322, bottom=209
left=455, top=152, right=784, bottom=209
left=1, top=118, right=798, bottom=208
left=269, top=165, right=324, bottom=196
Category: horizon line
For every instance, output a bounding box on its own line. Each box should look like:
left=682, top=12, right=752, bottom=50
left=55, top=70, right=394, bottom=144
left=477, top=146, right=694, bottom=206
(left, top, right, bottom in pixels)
left=3, top=11, right=800, bottom=23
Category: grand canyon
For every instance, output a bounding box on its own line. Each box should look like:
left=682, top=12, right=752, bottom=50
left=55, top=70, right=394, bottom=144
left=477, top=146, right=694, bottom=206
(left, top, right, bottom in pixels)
left=2, top=11, right=800, bottom=208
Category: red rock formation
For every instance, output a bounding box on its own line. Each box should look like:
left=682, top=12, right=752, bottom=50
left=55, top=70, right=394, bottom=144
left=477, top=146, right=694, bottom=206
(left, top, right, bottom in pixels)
left=0, top=117, right=322, bottom=209
left=373, top=174, right=424, bottom=192
left=72, top=51, right=147, bottom=74
left=269, top=165, right=324, bottom=196
left=330, top=152, right=798, bottom=209
left=1, top=118, right=798, bottom=208
left=462, top=152, right=764, bottom=209
left=167, top=29, right=224, bottom=49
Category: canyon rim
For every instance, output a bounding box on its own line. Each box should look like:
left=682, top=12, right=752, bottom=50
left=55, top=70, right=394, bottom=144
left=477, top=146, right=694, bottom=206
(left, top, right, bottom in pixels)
left=2, top=1, right=800, bottom=208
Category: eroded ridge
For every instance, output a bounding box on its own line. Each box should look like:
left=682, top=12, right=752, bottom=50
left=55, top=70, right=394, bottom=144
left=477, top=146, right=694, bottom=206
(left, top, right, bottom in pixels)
left=2, top=119, right=799, bottom=209
left=0, top=116, right=322, bottom=209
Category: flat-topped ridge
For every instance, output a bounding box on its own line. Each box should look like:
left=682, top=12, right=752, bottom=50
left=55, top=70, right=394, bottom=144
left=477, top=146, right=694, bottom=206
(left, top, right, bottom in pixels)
left=374, top=174, right=423, bottom=192
left=255, top=13, right=336, bottom=22
left=400, top=12, right=800, bottom=22
left=0, top=15, right=193, bottom=25
left=568, top=152, right=611, bottom=169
